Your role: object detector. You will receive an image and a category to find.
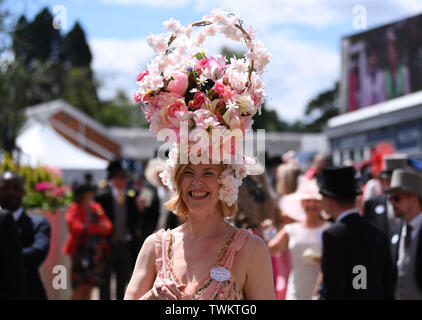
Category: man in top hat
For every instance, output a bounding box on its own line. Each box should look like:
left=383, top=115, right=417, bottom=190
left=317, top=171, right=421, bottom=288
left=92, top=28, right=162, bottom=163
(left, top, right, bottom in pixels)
left=95, top=158, right=140, bottom=300
left=318, top=166, right=393, bottom=299
left=363, top=154, right=409, bottom=238
left=385, top=169, right=422, bottom=299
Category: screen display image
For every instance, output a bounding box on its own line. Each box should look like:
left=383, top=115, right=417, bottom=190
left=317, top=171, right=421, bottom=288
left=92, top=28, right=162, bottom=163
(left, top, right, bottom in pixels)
left=343, top=13, right=422, bottom=112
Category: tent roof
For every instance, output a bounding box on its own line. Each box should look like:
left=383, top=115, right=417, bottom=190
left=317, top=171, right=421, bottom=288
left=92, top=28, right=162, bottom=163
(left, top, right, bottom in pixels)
left=16, top=119, right=108, bottom=170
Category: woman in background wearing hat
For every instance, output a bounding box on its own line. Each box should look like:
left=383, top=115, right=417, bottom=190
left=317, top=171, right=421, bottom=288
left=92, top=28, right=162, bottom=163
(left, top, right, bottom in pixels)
left=143, top=158, right=183, bottom=232
left=62, top=184, right=113, bottom=300
left=267, top=179, right=331, bottom=300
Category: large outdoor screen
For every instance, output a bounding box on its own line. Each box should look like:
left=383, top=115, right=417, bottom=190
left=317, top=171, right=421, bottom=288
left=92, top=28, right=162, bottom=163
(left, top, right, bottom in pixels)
left=340, top=13, right=422, bottom=112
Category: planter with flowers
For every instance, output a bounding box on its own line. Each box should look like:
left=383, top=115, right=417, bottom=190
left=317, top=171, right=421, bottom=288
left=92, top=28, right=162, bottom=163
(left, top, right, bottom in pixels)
left=1, top=153, right=73, bottom=213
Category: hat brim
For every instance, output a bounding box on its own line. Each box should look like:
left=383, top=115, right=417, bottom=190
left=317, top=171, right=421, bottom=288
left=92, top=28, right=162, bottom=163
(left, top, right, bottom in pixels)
left=145, top=160, right=166, bottom=188
left=319, top=189, right=336, bottom=197
left=384, top=186, right=422, bottom=198
left=319, top=188, right=362, bottom=198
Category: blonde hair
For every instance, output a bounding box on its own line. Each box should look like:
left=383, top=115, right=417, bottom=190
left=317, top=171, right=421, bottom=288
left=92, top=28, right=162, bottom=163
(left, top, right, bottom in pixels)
left=275, top=162, right=301, bottom=196
left=164, top=163, right=238, bottom=218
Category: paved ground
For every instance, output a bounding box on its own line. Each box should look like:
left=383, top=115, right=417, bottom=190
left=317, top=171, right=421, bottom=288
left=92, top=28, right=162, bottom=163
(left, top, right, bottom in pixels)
left=91, top=274, right=118, bottom=300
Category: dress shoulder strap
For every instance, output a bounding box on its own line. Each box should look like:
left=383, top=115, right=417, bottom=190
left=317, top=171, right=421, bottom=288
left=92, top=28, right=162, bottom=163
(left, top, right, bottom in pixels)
left=154, top=229, right=170, bottom=279
left=221, top=228, right=252, bottom=270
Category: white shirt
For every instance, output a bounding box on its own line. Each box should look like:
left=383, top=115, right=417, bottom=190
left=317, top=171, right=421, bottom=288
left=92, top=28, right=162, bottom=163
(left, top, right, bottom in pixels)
left=337, top=208, right=358, bottom=222
left=12, top=206, right=24, bottom=222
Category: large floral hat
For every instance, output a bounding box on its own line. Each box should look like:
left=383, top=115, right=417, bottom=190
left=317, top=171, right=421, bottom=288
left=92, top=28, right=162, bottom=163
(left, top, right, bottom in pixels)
left=134, top=9, right=270, bottom=207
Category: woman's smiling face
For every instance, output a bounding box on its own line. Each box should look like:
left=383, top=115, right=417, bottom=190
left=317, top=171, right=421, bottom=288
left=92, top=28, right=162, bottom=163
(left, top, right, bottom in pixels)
left=180, top=163, right=223, bottom=214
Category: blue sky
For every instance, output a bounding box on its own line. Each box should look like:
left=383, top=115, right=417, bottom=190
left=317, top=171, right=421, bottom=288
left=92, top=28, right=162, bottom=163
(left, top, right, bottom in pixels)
left=6, top=0, right=422, bottom=122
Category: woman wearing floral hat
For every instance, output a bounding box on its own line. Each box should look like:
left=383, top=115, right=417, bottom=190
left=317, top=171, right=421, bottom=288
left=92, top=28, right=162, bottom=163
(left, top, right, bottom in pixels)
left=124, top=10, right=274, bottom=300
left=125, top=161, right=275, bottom=300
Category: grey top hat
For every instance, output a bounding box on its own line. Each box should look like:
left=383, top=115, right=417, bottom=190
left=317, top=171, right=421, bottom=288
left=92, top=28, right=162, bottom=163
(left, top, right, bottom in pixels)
left=378, top=154, right=409, bottom=178
left=385, top=169, right=422, bottom=198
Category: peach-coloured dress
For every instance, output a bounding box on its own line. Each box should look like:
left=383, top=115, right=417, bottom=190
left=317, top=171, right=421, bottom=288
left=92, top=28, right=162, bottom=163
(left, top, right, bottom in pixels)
left=152, top=228, right=251, bottom=300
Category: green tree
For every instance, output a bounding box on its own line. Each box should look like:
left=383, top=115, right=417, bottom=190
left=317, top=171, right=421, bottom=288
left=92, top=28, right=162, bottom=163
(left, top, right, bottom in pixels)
left=9, top=7, right=65, bottom=107
left=252, top=103, right=286, bottom=132
left=60, top=22, right=92, bottom=69
left=0, top=0, right=6, bottom=51
left=62, top=67, right=99, bottom=119
left=12, top=8, right=63, bottom=66
left=11, top=15, right=29, bottom=62
left=99, top=90, right=149, bottom=128
left=221, top=45, right=244, bottom=59
left=302, top=81, right=339, bottom=132
left=60, top=22, right=99, bottom=119
left=1, top=6, right=105, bottom=153
left=0, top=62, right=27, bottom=152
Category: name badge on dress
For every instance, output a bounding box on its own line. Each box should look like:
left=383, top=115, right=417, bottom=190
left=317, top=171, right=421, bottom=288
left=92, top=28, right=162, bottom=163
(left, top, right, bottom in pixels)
left=210, top=266, right=231, bottom=282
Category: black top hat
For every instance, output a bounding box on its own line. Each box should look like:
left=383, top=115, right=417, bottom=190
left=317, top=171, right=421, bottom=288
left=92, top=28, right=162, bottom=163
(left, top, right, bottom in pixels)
left=107, top=158, right=126, bottom=179
left=319, top=166, right=362, bottom=198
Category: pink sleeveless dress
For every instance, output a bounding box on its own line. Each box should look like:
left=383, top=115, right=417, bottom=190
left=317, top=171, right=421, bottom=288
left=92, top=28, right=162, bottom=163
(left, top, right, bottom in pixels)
left=152, top=228, right=251, bottom=300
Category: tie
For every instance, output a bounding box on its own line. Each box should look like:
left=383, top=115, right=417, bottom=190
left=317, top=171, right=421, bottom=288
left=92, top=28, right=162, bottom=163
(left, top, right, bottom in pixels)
left=117, top=190, right=125, bottom=205
left=405, top=224, right=413, bottom=250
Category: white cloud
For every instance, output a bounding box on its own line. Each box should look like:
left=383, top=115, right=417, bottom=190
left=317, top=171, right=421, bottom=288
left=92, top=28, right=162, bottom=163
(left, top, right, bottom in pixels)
left=90, top=38, right=153, bottom=74
left=88, top=0, right=422, bottom=120
left=193, top=0, right=422, bottom=30
left=262, top=31, right=339, bottom=121
left=89, top=37, right=154, bottom=100
left=100, top=0, right=191, bottom=9
left=89, top=31, right=339, bottom=121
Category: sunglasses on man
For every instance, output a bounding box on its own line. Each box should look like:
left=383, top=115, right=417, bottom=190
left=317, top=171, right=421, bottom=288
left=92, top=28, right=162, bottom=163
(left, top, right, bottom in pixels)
left=387, top=193, right=413, bottom=203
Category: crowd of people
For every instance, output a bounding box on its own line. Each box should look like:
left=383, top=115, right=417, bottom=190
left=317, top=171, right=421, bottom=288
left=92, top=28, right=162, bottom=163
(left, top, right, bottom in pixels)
left=1, top=150, right=422, bottom=300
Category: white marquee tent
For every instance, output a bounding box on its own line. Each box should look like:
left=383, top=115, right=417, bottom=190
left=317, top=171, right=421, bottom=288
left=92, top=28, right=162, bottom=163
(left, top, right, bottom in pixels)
left=16, top=118, right=108, bottom=184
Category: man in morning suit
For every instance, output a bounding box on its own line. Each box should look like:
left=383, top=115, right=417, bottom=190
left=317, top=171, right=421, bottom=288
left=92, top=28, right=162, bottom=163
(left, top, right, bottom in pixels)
left=0, top=209, right=26, bottom=299
left=95, top=159, right=140, bottom=300
left=318, top=166, right=393, bottom=299
left=0, top=172, right=51, bottom=300
left=385, top=169, right=422, bottom=299
left=363, top=154, right=408, bottom=238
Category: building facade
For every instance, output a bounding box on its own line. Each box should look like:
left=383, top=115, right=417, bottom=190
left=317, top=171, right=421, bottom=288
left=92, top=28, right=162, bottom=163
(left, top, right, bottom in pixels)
left=326, top=91, right=422, bottom=165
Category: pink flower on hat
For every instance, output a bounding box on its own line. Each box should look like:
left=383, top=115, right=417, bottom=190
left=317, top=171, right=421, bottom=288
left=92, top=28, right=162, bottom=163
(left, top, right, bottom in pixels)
left=188, top=91, right=206, bottom=110
left=206, top=55, right=226, bottom=81
left=196, top=59, right=209, bottom=76
left=155, top=92, right=183, bottom=110
left=160, top=99, right=189, bottom=128
left=167, top=71, right=189, bottom=96
left=137, top=70, right=149, bottom=82
left=213, top=82, right=236, bottom=103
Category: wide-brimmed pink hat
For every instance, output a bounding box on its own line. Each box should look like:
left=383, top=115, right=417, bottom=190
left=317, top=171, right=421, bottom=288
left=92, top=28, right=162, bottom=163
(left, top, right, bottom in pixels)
left=280, top=178, right=322, bottom=221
